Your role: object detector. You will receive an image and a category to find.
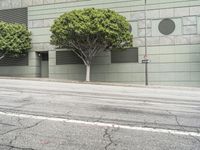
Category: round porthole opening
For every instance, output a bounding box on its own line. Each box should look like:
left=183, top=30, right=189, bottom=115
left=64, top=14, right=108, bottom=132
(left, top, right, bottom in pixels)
left=158, top=18, right=175, bottom=35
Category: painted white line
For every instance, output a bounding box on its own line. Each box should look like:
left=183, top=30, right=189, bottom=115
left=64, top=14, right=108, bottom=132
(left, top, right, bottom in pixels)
left=0, top=111, right=199, bottom=137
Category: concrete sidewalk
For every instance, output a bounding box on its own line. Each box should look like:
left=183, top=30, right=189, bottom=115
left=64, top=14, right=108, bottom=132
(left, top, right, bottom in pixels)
left=0, top=76, right=199, bottom=91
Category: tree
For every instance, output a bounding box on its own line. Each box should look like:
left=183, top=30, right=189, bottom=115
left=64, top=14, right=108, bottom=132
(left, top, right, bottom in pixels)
left=50, top=8, right=133, bottom=82
left=0, top=21, right=31, bottom=60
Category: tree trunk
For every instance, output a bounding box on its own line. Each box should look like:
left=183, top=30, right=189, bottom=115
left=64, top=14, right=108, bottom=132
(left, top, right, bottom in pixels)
left=86, top=64, right=90, bottom=82
left=0, top=54, right=5, bottom=60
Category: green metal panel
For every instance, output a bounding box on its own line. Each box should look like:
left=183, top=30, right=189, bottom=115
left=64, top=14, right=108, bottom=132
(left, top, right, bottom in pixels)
left=0, top=66, right=39, bottom=77
left=0, top=54, right=28, bottom=66
left=56, top=51, right=83, bottom=65
left=0, top=7, right=27, bottom=26
left=41, top=61, right=49, bottom=77
left=111, top=48, right=138, bottom=63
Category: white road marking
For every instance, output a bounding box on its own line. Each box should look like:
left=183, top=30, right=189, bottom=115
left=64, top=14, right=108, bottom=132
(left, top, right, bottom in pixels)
left=0, top=111, right=199, bottom=137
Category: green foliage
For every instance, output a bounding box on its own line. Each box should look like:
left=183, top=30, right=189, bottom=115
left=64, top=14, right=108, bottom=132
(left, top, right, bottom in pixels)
left=51, top=8, right=133, bottom=62
left=50, top=8, right=133, bottom=81
left=0, top=21, right=31, bottom=57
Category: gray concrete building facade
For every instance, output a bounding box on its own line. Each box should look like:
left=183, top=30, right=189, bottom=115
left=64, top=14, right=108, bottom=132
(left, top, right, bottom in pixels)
left=0, top=0, right=200, bottom=87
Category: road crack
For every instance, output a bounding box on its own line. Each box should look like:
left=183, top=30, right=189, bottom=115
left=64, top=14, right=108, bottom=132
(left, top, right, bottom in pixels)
left=95, top=115, right=105, bottom=122
left=0, top=120, right=42, bottom=136
left=0, top=144, right=36, bottom=150
left=8, top=134, right=20, bottom=150
left=0, top=122, right=15, bottom=127
left=103, top=127, right=119, bottom=150
left=0, top=119, right=43, bottom=149
left=167, top=110, right=181, bottom=127
left=167, top=110, right=200, bottom=144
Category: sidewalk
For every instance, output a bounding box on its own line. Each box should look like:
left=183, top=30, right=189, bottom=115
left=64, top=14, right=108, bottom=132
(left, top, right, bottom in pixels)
left=0, top=76, right=199, bottom=91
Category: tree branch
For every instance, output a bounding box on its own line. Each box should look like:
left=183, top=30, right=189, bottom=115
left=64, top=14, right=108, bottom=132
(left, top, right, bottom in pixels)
left=70, top=40, right=88, bottom=59
left=72, top=49, right=87, bottom=65
left=0, top=52, right=6, bottom=60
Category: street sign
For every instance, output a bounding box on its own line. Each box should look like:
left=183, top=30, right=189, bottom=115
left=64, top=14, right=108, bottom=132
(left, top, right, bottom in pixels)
left=142, top=59, right=150, bottom=63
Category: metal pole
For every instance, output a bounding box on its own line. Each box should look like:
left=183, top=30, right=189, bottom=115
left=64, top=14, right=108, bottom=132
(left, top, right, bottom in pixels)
left=144, top=0, right=148, bottom=86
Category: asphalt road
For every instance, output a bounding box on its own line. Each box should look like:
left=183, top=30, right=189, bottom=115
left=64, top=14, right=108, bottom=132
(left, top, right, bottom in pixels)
left=0, top=78, right=199, bottom=150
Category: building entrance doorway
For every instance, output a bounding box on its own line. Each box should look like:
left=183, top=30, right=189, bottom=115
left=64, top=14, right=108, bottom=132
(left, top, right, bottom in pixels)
left=39, top=52, right=49, bottom=78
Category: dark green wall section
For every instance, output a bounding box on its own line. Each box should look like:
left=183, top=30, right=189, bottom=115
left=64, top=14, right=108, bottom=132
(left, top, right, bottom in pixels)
left=0, top=54, right=28, bottom=66
left=0, top=7, right=27, bottom=26
left=56, top=51, right=83, bottom=65
left=111, top=48, right=138, bottom=63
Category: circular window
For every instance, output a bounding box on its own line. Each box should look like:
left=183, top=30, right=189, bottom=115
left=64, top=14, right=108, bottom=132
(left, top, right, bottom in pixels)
left=158, top=19, right=175, bottom=35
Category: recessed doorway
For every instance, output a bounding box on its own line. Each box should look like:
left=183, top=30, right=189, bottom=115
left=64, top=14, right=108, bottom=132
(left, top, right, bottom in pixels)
left=39, top=52, right=49, bottom=78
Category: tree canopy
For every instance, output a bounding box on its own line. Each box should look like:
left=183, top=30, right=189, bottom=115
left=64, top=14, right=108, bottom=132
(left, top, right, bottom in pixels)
left=50, top=8, right=133, bottom=81
left=0, top=21, right=31, bottom=59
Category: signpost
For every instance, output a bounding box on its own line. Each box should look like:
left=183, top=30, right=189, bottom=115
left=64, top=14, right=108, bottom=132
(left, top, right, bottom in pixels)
left=144, top=0, right=149, bottom=86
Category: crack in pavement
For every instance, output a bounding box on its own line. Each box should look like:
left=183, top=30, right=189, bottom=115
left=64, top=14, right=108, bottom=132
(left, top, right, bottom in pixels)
left=14, top=102, right=34, bottom=110
left=0, top=120, right=42, bottom=136
left=166, top=110, right=182, bottom=127
left=167, top=110, right=200, bottom=144
left=65, top=111, right=72, bottom=118
left=103, top=127, right=119, bottom=150
left=94, top=115, right=105, bottom=122
left=0, top=122, right=15, bottom=127
left=17, top=118, right=24, bottom=127
left=0, top=119, right=43, bottom=150
left=0, top=144, right=36, bottom=150
left=8, top=134, right=20, bottom=150
left=8, top=119, right=24, bottom=150
left=0, top=127, right=21, bottom=136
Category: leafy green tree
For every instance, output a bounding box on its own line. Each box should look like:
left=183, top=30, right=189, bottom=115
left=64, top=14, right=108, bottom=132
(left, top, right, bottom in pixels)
left=51, top=8, right=133, bottom=81
left=0, top=21, right=31, bottom=59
